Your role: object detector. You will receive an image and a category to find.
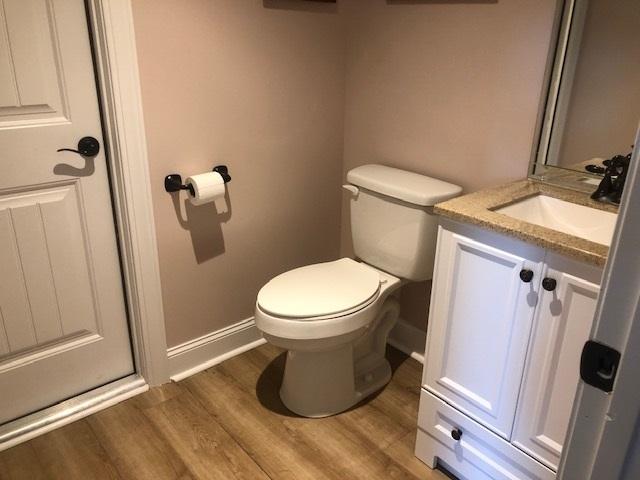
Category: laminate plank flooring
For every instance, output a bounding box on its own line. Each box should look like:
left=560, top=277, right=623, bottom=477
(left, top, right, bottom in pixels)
left=0, top=345, right=449, bottom=480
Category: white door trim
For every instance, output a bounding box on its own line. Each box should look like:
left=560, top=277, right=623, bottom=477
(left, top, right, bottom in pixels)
left=0, top=374, right=148, bottom=451
left=558, top=124, right=640, bottom=479
left=85, top=0, right=168, bottom=385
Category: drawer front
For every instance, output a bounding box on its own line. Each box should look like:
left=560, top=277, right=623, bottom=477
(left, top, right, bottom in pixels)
left=416, top=389, right=555, bottom=480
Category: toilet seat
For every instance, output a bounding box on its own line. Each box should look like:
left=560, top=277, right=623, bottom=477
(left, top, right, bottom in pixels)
left=257, top=258, right=381, bottom=320
left=255, top=258, right=392, bottom=340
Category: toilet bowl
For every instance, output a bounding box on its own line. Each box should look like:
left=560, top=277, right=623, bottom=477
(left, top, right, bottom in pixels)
left=255, top=164, right=462, bottom=417
left=255, top=258, right=402, bottom=417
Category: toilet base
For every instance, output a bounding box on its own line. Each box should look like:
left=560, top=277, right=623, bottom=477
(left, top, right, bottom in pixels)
left=279, top=346, right=393, bottom=418
left=278, top=297, right=400, bottom=418
left=280, top=344, right=356, bottom=418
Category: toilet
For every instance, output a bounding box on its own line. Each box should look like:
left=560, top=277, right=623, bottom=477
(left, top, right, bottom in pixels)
left=254, top=164, right=462, bottom=417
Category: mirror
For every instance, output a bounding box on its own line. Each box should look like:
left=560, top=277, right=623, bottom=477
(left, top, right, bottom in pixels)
left=531, top=0, right=640, bottom=181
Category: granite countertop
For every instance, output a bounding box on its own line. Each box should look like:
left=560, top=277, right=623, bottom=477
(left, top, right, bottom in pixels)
left=434, top=179, right=619, bottom=267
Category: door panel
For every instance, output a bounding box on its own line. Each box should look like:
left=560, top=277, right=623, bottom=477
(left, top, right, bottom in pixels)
left=424, top=225, right=544, bottom=439
left=0, top=0, right=69, bottom=127
left=0, top=182, right=98, bottom=355
left=513, top=253, right=602, bottom=471
left=0, top=0, right=133, bottom=423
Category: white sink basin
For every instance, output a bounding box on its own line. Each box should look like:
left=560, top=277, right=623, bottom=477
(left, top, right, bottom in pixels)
left=495, top=194, right=617, bottom=246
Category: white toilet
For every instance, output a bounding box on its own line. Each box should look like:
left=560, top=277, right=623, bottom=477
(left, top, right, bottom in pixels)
left=254, top=164, right=461, bottom=417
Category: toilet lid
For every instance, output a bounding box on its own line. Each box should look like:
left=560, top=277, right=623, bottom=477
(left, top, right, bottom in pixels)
left=257, top=258, right=381, bottom=319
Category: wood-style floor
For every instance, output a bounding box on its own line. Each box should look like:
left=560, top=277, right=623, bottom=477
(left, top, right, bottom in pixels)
left=0, top=344, right=449, bottom=480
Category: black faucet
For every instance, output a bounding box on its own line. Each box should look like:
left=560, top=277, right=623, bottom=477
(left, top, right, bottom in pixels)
left=590, top=152, right=632, bottom=205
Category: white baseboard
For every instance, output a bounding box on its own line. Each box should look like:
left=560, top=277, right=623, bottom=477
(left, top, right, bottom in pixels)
left=167, top=317, right=266, bottom=382
left=167, top=316, right=421, bottom=382
left=388, top=318, right=426, bottom=364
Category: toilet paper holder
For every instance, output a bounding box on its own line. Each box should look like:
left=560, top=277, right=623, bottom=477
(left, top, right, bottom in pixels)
left=164, top=165, right=231, bottom=194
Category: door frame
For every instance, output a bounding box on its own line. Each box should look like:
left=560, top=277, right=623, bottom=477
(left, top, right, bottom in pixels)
left=86, top=0, right=168, bottom=386
left=558, top=124, right=640, bottom=478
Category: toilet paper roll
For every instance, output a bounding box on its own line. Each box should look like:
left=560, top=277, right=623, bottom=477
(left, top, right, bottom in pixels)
left=185, top=171, right=225, bottom=206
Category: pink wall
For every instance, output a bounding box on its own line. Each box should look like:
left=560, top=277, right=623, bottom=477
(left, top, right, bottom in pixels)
left=132, top=0, right=559, bottom=346
left=340, top=0, right=558, bottom=329
left=131, top=0, right=346, bottom=347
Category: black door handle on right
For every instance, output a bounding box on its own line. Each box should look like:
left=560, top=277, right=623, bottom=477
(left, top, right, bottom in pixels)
left=542, top=277, right=557, bottom=292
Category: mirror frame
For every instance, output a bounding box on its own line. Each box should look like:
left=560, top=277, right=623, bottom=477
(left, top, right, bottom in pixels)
left=530, top=0, right=590, bottom=176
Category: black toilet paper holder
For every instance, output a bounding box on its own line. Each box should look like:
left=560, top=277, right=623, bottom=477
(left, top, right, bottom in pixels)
left=164, top=165, right=231, bottom=195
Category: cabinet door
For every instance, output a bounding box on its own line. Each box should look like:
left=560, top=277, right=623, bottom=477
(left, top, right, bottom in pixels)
left=512, top=253, right=601, bottom=471
left=424, top=224, right=544, bottom=439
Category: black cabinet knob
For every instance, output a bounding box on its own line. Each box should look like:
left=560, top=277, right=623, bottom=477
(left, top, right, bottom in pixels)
left=519, top=269, right=534, bottom=283
left=451, top=428, right=463, bottom=441
left=542, top=277, right=557, bottom=291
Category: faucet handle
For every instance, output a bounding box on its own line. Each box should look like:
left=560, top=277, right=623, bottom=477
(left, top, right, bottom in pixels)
left=590, top=174, right=614, bottom=202
left=610, top=156, right=631, bottom=204
left=591, top=149, right=633, bottom=205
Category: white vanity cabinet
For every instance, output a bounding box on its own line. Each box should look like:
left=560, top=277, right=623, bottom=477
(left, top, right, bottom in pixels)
left=416, top=220, right=602, bottom=479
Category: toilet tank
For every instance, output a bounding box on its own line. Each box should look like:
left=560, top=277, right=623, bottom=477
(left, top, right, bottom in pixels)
left=346, top=165, right=462, bottom=281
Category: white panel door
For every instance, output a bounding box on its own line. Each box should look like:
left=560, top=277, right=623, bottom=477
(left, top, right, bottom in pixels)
left=424, top=224, right=544, bottom=439
left=513, top=253, right=602, bottom=471
left=0, top=0, right=133, bottom=423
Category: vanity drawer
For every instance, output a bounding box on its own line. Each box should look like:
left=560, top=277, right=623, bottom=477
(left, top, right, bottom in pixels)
left=415, top=389, right=555, bottom=480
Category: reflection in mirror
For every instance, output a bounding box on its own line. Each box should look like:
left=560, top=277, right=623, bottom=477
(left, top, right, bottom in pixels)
left=532, top=0, right=640, bottom=178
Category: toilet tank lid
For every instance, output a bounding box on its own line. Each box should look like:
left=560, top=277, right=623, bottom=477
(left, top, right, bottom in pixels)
left=347, top=164, right=462, bottom=206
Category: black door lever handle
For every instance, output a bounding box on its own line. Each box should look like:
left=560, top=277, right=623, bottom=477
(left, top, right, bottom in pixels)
left=57, top=136, right=100, bottom=157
